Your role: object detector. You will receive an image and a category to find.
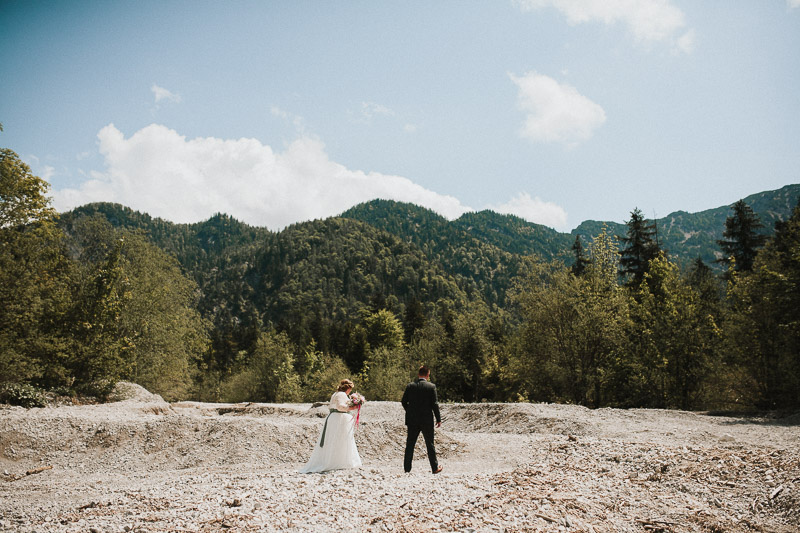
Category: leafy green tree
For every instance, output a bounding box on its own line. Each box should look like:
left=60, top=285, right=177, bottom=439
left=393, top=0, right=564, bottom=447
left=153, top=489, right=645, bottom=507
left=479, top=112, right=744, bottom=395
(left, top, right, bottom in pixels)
left=628, top=253, right=719, bottom=409
left=353, top=308, right=415, bottom=400
left=359, top=346, right=413, bottom=401
left=0, top=149, right=74, bottom=388
left=588, top=225, right=621, bottom=289
left=582, top=228, right=632, bottom=406
left=0, top=225, right=74, bottom=387
left=688, top=258, right=718, bottom=297
left=295, top=339, right=323, bottom=382
left=717, top=199, right=767, bottom=275
left=116, top=235, right=209, bottom=400
left=220, top=330, right=301, bottom=403
left=511, top=242, right=629, bottom=407
left=362, top=308, right=405, bottom=353
left=70, top=236, right=133, bottom=395
left=619, top=208, right=660, bottom=287
left=1, top=149, right=56, bottom=229
left=64, top=216, right=209, bottom=399
left=301, top=352, right=352, bottom=402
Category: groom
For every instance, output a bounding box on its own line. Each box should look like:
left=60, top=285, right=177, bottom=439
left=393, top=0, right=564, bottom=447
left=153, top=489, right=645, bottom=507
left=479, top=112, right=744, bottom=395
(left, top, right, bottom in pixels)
left=401, top=365, right=443, bottom=474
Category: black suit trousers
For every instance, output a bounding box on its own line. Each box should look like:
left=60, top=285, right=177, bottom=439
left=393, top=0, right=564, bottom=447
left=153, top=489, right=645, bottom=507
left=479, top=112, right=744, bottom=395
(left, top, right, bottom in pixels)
left=404, top=423, right=438, bottom=473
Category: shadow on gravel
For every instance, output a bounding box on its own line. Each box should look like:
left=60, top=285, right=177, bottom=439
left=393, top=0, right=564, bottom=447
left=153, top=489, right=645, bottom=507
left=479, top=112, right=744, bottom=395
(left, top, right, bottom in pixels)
left=705, top=410, right=800, bottom=426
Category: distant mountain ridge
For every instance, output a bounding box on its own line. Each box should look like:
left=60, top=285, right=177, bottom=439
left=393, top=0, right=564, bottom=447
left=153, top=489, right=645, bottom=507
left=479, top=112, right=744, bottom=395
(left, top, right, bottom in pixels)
left=571, top=184, right=799, bottom=267
left=341, top=184, right=799, bottom=270
left=62, top=183, right=800, bottom=280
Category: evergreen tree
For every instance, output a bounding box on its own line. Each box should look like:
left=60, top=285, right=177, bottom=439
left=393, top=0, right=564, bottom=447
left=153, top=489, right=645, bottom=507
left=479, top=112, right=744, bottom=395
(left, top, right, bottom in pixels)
left=619, top=208, right=660, bottom=287
left=717, top=199, right=767, bottom=275
left=687, top=257, right=723, bottom=305
left=453, top=306, right=491, bottom=402
left=724, top=198, right=800, bottom=408
left=570, top=235, right=590, bottom=276
left=403, top=297, right=427, bottom=342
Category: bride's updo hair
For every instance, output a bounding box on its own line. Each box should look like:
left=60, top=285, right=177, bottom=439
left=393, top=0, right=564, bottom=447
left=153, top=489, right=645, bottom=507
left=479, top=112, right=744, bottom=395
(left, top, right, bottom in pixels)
left=337, top=379, right=354, bottom=392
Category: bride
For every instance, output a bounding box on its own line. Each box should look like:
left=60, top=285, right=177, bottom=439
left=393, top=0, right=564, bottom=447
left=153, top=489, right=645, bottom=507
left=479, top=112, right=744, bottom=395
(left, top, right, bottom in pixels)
left=299, top=379, right=362, bottom=473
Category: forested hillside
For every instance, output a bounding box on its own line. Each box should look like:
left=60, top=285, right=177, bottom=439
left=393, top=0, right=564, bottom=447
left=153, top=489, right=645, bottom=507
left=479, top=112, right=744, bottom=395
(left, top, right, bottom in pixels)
left=341, top=200, right=573, bottom=259
left=341, top=200, right=549, bottom=307
left=2, top=146, right=798, bottom=410
left=62, top=203, right=272, bottom=283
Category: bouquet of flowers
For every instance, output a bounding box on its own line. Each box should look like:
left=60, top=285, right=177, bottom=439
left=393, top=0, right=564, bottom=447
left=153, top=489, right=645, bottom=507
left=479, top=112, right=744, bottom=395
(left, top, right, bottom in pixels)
left=348, top=392, right=366, bottom=407
left=348, top=392, right=365, bottom=427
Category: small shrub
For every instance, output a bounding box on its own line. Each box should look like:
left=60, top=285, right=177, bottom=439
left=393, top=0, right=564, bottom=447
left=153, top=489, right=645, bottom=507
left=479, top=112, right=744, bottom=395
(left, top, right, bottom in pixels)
left=0, top=383, right=47, bottom=408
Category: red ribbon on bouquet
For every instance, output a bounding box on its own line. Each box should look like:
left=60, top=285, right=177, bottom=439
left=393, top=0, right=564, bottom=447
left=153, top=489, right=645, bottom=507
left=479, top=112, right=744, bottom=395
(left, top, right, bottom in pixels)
left=355, top=404, right=361, bottom=427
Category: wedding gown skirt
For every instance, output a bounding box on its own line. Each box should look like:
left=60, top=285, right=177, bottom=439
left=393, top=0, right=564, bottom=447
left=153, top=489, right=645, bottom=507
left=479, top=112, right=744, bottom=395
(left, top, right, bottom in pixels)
left=299, top=411, right=362, bottom=473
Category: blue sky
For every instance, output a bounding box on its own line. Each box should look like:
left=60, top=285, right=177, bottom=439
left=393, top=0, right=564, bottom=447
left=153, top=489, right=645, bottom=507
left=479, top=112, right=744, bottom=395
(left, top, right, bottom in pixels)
left=1, top=0, right=799, bottom=232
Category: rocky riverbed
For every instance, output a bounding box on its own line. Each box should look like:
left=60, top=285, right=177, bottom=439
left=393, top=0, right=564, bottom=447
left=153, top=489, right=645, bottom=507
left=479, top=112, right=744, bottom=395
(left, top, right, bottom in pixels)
left=1, top=383, right=798, bottom=532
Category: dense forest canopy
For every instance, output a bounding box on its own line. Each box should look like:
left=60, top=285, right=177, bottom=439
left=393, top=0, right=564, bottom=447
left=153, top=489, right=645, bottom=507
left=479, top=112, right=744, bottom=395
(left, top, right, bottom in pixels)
left=2, top=146, right=798, bottom=410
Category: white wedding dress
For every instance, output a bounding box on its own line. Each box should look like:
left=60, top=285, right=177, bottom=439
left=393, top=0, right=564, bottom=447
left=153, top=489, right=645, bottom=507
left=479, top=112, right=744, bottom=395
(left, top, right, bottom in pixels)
left=299, top=391, right=362, bottom=473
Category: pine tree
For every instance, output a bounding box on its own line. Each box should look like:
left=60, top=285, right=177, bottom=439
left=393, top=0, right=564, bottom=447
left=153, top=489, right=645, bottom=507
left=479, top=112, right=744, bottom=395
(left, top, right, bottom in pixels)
left=717, top=199, right=767, bottom=274
left=725, top=198, right=800, bottom=408
left=619, top=208, right=660, bottom=287
left=688, top=257, right=718, bottom=295
left=403, top=297, right=427, bottom=342
left=571, top=235, right=590, bottom=276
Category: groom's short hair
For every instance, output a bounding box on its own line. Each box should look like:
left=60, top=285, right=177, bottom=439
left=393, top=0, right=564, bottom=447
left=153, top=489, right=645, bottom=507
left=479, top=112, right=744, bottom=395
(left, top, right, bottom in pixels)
left=418, top=365, right=430, bottom=377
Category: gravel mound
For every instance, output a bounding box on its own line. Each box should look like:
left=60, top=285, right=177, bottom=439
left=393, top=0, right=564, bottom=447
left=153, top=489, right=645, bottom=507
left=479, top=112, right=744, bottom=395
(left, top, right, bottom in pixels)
left=1, top=386, right=798, bottom=532
left=106, top=382, right=165, bottom=404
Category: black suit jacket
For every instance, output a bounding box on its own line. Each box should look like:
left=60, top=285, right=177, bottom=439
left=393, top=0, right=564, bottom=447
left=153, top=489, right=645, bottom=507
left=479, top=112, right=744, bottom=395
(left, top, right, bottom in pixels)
left=401, top=378, right=441, bottom=427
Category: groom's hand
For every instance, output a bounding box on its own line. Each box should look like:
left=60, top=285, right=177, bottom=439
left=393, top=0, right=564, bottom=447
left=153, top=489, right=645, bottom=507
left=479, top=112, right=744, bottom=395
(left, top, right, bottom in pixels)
left=436, top=421, right=441, bottom=428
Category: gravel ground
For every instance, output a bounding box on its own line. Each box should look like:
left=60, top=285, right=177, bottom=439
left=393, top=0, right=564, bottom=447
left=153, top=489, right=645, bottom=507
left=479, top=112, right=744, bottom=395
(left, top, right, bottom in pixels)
left=1, top=383, right=798, bottom=532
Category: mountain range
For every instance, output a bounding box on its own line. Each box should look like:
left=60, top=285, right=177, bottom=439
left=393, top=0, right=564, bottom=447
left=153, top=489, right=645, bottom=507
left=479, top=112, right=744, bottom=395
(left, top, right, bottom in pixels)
left=61, top=183, right=800, bottom=344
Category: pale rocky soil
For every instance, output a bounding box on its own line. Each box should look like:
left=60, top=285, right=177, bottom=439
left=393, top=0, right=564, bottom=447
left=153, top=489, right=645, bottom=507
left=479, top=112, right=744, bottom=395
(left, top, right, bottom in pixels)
left=1, top=383, right=798, bottom=532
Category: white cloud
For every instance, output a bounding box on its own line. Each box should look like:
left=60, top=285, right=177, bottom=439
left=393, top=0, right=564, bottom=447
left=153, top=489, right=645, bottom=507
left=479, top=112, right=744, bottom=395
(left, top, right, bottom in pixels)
left=515, top=0, right=693, bottom=53
left=53, top=124, right=470, bottom=229
left=361, top=101, right=395, bottom=120
left=24, top=154, right=56, bottom=183
left=151, top=84, right=181, bottom=104
left=271, top=106, right=307, bottom=134
left=349, top=101, right=398, bottom=126
left=510, top=71, right=606, bottom=145
left=487, top=192, right=568, bottom=231
left=40, top=165, right=55, bottom=182
left=675, top=29, right=695, bottom=54
left=789, top=0, right=800, bottom=9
